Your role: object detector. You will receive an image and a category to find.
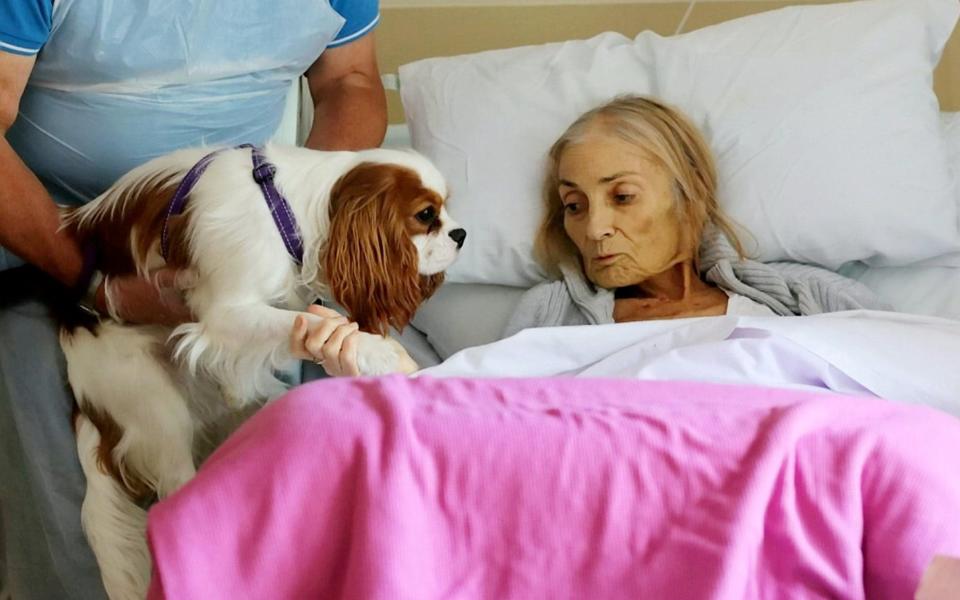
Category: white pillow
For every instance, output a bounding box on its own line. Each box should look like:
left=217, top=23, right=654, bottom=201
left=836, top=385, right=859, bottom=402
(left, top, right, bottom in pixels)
left=841, top=262, right=960, bottom=321
left=400, top=0, right=960, bottom=287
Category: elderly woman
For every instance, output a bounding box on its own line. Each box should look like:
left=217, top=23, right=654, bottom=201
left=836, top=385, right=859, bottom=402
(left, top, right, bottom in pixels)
left=293, top=96, right=887, bottom=362
left=505, top=96, right=886, bottom=335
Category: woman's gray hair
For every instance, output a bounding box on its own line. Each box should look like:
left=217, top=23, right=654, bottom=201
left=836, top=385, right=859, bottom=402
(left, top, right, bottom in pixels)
left=535, top=95, right=748, bottom=279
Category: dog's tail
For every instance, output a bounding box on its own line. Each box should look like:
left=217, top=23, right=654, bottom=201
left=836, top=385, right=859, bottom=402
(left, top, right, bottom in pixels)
left=75, top=414, right=152, bottom=600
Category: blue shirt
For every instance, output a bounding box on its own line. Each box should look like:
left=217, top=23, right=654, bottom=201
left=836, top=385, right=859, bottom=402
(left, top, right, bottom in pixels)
left=0, top=0, right=378, bottom=56
left=0, top=0, right=379, bottom=271
left=0, top=0, right=51, bottom=55
left=0, top=0, right=379, bottom=202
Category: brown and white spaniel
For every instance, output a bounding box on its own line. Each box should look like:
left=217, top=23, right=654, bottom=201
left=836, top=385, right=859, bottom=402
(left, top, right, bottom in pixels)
left=57, top=144, right=463, bottom=599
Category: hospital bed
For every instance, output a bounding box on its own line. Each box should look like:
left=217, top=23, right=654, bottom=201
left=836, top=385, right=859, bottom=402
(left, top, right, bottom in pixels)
left=59, top=0, right=960, bottom=597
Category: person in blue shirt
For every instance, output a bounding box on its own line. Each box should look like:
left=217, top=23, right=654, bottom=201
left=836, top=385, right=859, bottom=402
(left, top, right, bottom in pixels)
left=0, top=1, right=386, bottom=597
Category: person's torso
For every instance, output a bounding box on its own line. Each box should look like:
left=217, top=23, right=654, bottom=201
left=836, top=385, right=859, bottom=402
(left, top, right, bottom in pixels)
left=8, top=0, right=344, bottom=205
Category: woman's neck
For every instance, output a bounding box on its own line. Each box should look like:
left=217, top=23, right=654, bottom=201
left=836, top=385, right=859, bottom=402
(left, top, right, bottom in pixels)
left=612, top=262, right=729, bottom=322
left=614, top=262, right=710, bottom=301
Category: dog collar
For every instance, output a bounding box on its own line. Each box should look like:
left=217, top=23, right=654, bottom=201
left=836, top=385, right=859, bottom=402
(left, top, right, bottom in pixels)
left=160, top=144, right=304, bottom=264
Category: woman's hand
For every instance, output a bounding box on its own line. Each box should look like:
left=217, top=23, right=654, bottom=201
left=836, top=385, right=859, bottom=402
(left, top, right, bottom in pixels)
left=96, top=267, right=197, bottom=326
left=289, top=304, right=361, bottom=377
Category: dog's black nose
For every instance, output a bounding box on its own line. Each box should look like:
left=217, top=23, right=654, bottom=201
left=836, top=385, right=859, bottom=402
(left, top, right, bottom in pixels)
left=449, top=228, right=467, bottom=249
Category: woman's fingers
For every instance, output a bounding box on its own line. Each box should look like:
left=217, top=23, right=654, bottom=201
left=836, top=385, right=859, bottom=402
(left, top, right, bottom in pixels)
left=303, top=316, right=348, bottom=360
left=319, top=321, right=360, bottom=375
left=287, top=305, right=363, bottom=375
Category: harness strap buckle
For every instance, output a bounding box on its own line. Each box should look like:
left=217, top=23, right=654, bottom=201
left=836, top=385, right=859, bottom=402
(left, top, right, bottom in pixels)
left=252, top=162, right=277, bottom=184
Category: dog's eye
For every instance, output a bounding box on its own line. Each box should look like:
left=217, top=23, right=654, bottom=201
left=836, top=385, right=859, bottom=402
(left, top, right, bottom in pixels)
left=415, top=207, right=437, bottom=224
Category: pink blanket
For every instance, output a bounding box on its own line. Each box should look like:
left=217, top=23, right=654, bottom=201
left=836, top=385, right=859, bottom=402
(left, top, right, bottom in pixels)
left=146, top=377, right=960, bottom=599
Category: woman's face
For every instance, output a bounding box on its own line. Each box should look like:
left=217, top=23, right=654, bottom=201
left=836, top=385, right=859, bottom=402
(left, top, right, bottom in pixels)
left=557, top=132, right=690, bottom=288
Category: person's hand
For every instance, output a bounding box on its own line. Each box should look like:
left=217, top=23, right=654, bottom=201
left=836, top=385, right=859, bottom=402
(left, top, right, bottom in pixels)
left=96, top=267, right=197, bottom=326
left=289, top=304, right=361, bottom=377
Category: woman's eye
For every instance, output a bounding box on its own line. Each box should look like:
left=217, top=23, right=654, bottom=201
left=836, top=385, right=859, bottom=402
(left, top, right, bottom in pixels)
left=614, top=194, right=635, bottom=204
left=564, top=203, right=582, bottom=215
left=416, top=207, right=436, bottom=223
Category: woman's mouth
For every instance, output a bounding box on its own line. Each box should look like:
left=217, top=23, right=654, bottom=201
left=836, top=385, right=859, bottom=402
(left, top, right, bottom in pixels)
left=593, top=254, right=620, bottom=265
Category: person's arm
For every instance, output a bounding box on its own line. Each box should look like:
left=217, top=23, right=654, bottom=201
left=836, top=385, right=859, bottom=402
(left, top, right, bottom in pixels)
left=303, top=31, right=387, bottom=151
left=1, top=52, right=193, bottom=325
left=0, top=52, right=85, bottom=286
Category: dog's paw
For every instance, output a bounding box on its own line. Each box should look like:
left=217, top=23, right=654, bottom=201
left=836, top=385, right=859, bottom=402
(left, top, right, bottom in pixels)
left=355, top=333, right=412, bottom=376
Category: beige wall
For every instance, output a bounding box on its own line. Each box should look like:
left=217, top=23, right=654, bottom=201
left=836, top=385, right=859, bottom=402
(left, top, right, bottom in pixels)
left=377, top=1, right=960, bottom=123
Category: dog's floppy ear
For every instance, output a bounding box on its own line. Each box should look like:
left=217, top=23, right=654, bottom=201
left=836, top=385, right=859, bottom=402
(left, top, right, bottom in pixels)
left=322, top=163, right=432, bottom=336
left=419, top=271, right=444, bottom=304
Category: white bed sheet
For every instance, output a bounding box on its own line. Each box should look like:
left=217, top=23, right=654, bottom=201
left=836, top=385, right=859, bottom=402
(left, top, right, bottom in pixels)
left=419, top=311, right=960, bottom=417
left=409, top=263, right=960, bottom=363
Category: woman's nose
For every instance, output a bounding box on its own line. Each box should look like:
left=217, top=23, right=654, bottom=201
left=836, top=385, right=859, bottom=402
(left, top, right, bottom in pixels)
left=585, top=206, right=615, bottom=240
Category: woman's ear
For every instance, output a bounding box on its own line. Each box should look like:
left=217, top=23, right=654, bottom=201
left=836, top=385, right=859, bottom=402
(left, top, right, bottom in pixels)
left=321, top=164, right=426, bottom=336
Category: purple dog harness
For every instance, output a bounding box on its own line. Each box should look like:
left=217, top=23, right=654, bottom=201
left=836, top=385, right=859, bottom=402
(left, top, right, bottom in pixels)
left=160, top=144, right=304, bottom=264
